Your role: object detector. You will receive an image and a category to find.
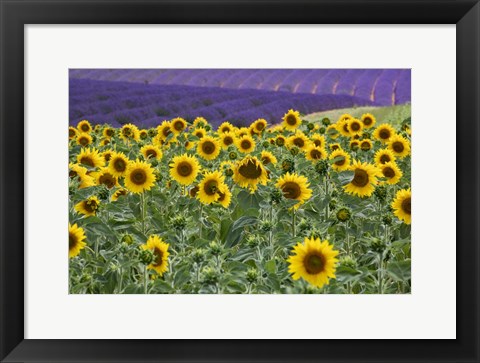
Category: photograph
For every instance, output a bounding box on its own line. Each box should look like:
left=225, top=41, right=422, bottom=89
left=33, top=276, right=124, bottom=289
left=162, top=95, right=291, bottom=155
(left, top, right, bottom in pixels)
left=68, top=68, right=411, bottom=294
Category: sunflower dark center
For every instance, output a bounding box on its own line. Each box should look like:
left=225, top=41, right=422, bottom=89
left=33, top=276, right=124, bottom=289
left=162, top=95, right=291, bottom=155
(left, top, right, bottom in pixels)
left=380, top=154, right=391, bottom=164
left=361, top=142, right=371, bottom=150
left=123, top=128, right=132, bottom=136
left=343, top=123, right=349, bottom=132
left=173, top=121, right=184, bottom=131
left=352, top=169, right=369, bottom=187
left=195, top=131, right=204, bottom=138
left=313, top=140, right=321, bottom=147
left=351, top=122, right=360, bottom=131
left=286, top=114, right=297, bottom=126
left=363, top=117, right=372, bottom=126
left=114, top=158, right=126, bottom=172
left=106, top=129, right=114, bottom=137
left=69, top=170, right=78, bottom=178
left=69, top=129, right=76, bottom=137
left=379, top=129, right=391, bottom=139
left=145, top=149, right=157, bottom=158
left=256, top=122, right=265, bottom=131
left=153, top=248, right=163, bottom=266
left=223, top=136, right=233, bottom=146
left=392, top=141, right=404, bottom=153
left=262, top=156, right=271, bottom=165
left=130, top=169, right=147, bottom=185
left=79, top=137, right=89, bottom=146
left=276, top=138, right=285, bottom=146
left=202, top=141, right=216, bottom=154
left=69, top=234, right=76, bottom=249
left=189, top=186, right=199, bottom=197
left=310, top=150, right=322, bottom=159
left=402, top=197, right=411, bottom=214
left=238, top=159, right=262, bottom=179
left=335, top=156, right=346, bottom=166
left=99, top=174, right=116, bottom=188
left=204, top=180, right=218, bottom=195
left=81, top=125, right=89, bottom=132
left=293, top=138, right=305, bottom=148
left=217, top=191, right=226, bottom=202
left=304, top=253, right=325, bottom=274
left=177, top=161, right=193, bottom=177
left=84, top=200, right=98, bottom=213
left=383, top=167, right=395, bottom=179
left=80, top=156, right=94, bottom=167
left=331, top=145, right=340, bottom=151
left=103, top=153, right=111, bottom=162
left=281, top=182, right=301, bottom=199
left=162, top=127, right=171, bottom=137
left=240, top=140, right=252, bottom=150
left=221, top=126, right=231, bottom=133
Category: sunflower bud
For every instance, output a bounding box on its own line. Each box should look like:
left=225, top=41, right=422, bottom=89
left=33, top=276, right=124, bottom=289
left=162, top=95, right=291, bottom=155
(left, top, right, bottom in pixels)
left=321, top=117, right=331, bottom=126
left=140, top=249, right=154, bottom=265
left=319, top=126, right=326, bottom=134
left=228, top=151, right=238, bottom=160
left=148, top=129, right=156, bottom=137
left=298, top=218, right=311, bottom=233
left=204, top=125, right=211, bottom=131
left=246, top=268, right=259, bottom=283
left=289, top=146, right=300, bottom=156
left=382, top=214, right=393, bottom=226
left=314, top=159, right=329, bottom=176
left=80, top=273, right=92, bottom=283
left=150, top=159, right=159, bottom=167
left=270, top=188, right=283, bottom=204
left=307, top=123, right=315, bottom=130
left=281, top=158, right=295, bottom=173
left=97, top=185, right=110, bottom=201
left=262, top=141, right=270, bottom=148
left=246, top=234, right=260, bottom=248
left=336, top=207, right=351, bottom=222
left=121, top=233, right=134, bottom=245
left=225, top=168, right=234, bottom=177
left=201, top=266, right=219, bottom=284
left=275, top=137, right=285, bottom=147
left=373, top=185, right=388, bottom=202
left=329, top=198, right=338, bottom=211
left=192, top=248, right=206, bottom=263
left=369, top=237, right=386, bottom=253
left=171, top=215, right=187, bottom=230
left=308, top=228, right=322, bottom=240
left=209, top=241, right=222, bottom=256
left=339, top=256, right=358, bottom=269
left=260, top=221, right=273, bottom=232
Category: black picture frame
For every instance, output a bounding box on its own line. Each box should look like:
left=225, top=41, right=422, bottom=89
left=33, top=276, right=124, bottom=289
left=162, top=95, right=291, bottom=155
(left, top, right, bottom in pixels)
left=1, top=1, right=479, bottom=362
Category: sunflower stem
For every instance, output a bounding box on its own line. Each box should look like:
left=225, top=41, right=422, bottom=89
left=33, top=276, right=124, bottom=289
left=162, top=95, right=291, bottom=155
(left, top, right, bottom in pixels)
left=140, top=193, right=147, bottom=235
left=325, top=175, right=330, bottom=219
left=377, top=252, right=383, bottom=294
left=269, top=206, right=274, bottom=248
left=292, top=209, right=296, bottom=238
left=143, top=266, right=148, bottom=294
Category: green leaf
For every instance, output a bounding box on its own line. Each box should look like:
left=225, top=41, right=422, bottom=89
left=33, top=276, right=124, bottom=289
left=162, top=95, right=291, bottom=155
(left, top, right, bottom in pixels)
left=386, top=260, right=411, bottom=282
left=224, top=215, right=258, bottom=248
left=265, top=259, right=276, bottom=274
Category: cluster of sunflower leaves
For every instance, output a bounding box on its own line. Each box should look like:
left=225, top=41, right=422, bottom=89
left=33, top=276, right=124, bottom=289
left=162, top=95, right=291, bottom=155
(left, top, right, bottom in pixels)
left=68, top=111, right=411, bottom=294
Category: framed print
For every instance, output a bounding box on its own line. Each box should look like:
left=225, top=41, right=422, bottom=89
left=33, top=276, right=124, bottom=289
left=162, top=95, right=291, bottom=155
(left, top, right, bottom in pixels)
left=1, top=0, right=479, bottom=362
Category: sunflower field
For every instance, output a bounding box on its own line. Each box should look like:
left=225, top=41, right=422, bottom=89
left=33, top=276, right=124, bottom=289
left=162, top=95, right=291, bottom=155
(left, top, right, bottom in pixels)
left=68, top=110, right=411, bottom=294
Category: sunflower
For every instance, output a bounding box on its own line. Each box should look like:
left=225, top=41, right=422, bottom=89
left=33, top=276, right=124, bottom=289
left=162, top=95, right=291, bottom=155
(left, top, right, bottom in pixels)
left=218, top=121, right=234, bottom=134
left=169, top=154, right=201, bottom=185
left=361, top=113, right=376, bottom=128
left=250, top=118, right=268, bottom=134
left=171, top=117, right=187, bottom=134
left=235, top=134, right=256, bottom=154
left=326, top=125, right=340, bottom=140
left=103, top=127, right=115, bottom=139
left=216, top=184, right=232, bottom=208
left=329, top=149, right=351, bottom=171
left=111, top=188, right=129, bottom=202
left=75, top=196, right=100, bottom=217
left=99, top=138, right=111, bottom=147
left=392, top=188, right=411, bottom=224
left=108, top=151, right=129, bottom=178
left=120, top=123, right=140, bottom=142
left=141, top=235, right=170, bottom=276
left=232, top=156, right=269, bottom=192
left=338, top=113, right=353, bottom=123
left=219, top=132, right=236, bottom=149
left=139, top=129, right=148, bottom=140
left=69, top=223, right=87, bottom=258
left=337, top=119, right=351, bottom=137
left=348, top=118, right=364, bottom=136
left=329, top=143, right=342, bottom=151
left=287, top=131, right=309, bottom=151
left=140, top=144, right=163, bottom=160
left=124, top=160, right=156, bottom=194
left=287, top=237, right=339, bottom=288
left=344, top=160, right=381, bottom=197
left=275, top=135, right=287, bottom=147
left=156, top=121, right=173, bottom=141
left=192, top=127, right=207, bottom=140
left=69, top=163, right=95, bottom=189
left=349, top=140, right=360, bottom=151
left=374, top=148, right=396, bottom=166
left=310, top=134, right=326, bottom=148
left=359, top=139, right=373, bottom=151
left=282, top=109, right=302, bottom=131
left=91, top=168, right=119, bottom=189
left=379, top=161, right=403, bottom=185
left=388, top=134, right=411, bottom=158
left=193, top=117, right=208, bottom=128
left=197, top=136, right=221, bottom=160
left=77, top=120, right=92, bottom=133
left=69, top=127, right=78, bottom=140
left=76, top=133, right=93, bottom=147
left=260, top=150, right=278, bottom=166
left=275, top=172, right=313, bottom=209
left=305, top=144, right=327, bottom=161
left=77, top=148, right=105, bottom=168
left=373, top=123, right=395, bottom=144
left=235, top=127, right=250, bottom=138
left=197, top=170, right=226, bottom=204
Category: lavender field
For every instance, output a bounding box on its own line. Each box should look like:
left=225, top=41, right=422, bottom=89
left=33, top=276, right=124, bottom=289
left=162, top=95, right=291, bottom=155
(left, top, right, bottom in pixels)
left=69, top=69, right=410, bottom=128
